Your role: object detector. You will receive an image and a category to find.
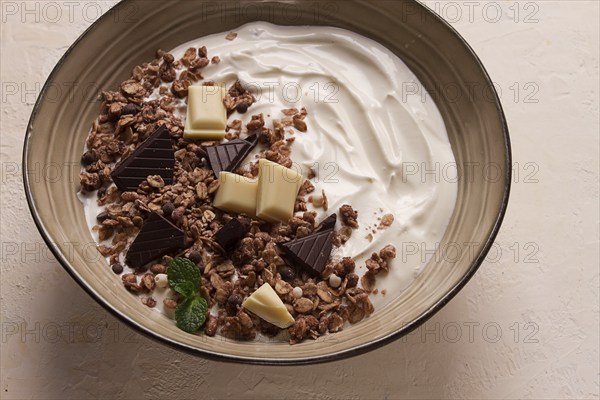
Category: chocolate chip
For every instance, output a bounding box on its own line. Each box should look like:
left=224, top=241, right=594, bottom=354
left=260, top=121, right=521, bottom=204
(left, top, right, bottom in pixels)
left=188, top=251, right=202, bottom=265
left=96, top=211, right=110, bottom=223
left=226, top=293, right=243, bottom=315
left=236, top=103, right=248, bottom=114
left=278, top=265, right=295, bottom=282
left=162, top=202, right=175, bottom=216
left=121, top=103, right=137, bottom=115
left=81, top=151, right=96, bottom=166
left=111, top=263, right=124, bottom=274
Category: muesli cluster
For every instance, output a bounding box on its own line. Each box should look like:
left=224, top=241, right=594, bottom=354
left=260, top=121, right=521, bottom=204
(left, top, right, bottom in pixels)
left=79, top=37, right=396, bottom=344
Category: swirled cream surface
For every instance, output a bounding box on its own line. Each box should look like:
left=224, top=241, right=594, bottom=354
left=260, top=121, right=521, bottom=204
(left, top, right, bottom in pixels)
left=170, top=22, right=457, bottom=306
left=82, top=22, right=457, bottom=309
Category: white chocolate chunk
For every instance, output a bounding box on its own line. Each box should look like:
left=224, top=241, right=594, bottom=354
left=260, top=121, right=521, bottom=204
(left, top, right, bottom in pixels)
left=256, top=159, right=303, bottom=223
left=242, top=283, right=295, bottom=328
left=183, top=85, right=227, bottom=140
left=213, top=172, right=258, bottom=217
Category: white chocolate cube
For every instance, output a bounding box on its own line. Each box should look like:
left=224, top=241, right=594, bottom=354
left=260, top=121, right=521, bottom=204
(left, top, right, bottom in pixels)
left=184, top=85, right=227, bottom=140
left=256, top=159, right=302, bottom=223
left=213, top=172, right=257, bottom=217
left=242, top=283, right=295, bottom=328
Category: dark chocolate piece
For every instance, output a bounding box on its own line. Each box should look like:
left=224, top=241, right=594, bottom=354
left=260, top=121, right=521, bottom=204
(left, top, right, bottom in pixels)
left=81, top=151, right=96, bottom=166
left=207, top=134, right=258, bottom=176
left=315, top=213, right=337, bottom=232
left=162, top=202, right=175, bottom=216
left=111, top=263, right=124, bottom=274
left=111, top=125, right=174, bottom=192
left=96, top=211, right=111, bottom=223
left=214, top=218, right=248, bottom=250
left=125, top=212, right=184, bottom=268
left=279, top=219, right=336, bottom=275
left=187, top=250, right=202, bottom=265
left=278, top=265, right=296, bottom=282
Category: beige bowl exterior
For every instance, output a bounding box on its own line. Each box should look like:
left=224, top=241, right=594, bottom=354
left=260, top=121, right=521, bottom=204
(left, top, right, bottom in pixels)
left=23, top=0, right=511, bottom=364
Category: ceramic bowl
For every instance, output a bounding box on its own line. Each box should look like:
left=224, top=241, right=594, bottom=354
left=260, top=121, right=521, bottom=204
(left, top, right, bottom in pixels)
left=23, top=0, right=511, bottom=364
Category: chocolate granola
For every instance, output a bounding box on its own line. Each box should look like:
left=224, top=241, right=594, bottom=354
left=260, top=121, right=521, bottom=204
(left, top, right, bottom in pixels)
left=79, top=43, right=396, bottom=344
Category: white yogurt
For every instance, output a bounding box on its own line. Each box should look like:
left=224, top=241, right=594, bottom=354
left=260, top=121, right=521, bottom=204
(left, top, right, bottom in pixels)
left=81, top=22, right=457, bottom=310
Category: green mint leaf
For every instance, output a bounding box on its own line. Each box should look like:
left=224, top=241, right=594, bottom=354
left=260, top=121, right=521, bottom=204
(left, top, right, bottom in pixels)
left=171, top=281, right=196, bottom=299
left=167, top=257, right=201, bottom=297
left=175, top=296, right=208, bottom=333
left=167, top=258, right=208, bottom=334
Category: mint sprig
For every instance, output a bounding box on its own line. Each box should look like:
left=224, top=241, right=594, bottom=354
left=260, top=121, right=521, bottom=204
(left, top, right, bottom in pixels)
left=167, top=257, right=208, bottom=333
left=175, top=297, right=208, bottom=333
left=167, top=257, right=201, bottom=298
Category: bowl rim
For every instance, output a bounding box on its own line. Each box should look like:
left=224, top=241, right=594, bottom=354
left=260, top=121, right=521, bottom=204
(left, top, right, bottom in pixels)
left=22, top=0, right=512, bottom=365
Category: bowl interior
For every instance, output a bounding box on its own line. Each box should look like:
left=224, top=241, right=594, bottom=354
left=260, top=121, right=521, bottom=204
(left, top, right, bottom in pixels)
left=24, top=0, right=509, bottom=364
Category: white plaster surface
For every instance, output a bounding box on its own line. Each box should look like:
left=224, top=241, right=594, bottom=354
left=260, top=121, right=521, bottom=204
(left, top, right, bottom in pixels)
left=0, top=1, right=598, bottom=399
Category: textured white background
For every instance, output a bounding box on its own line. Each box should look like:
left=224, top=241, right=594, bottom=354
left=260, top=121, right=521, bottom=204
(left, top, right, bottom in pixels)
left=1, top=1, right=598, bottom=399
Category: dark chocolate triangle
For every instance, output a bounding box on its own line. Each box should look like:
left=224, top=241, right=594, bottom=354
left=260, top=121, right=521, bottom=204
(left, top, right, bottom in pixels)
left=279, top=226, right=335, bottom=275
left=315, top=214, right=337, bottom=232
left=111, top=125, right=174, bottom=192
left=125, top=212, right=184, bottom=268
left=214, top=218, right=249, bottom=251
left=207, top=134, right=259, bottom=176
